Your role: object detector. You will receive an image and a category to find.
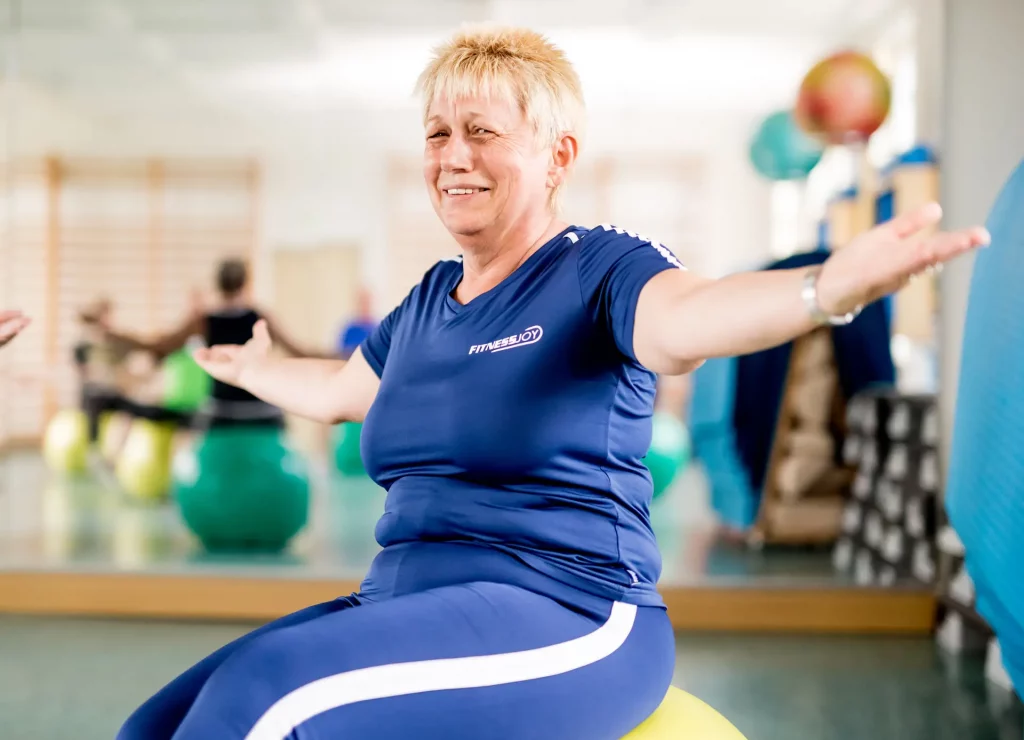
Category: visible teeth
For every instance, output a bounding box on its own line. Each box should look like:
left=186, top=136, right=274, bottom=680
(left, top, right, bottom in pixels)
left=446, top=188, right=479, bottom=195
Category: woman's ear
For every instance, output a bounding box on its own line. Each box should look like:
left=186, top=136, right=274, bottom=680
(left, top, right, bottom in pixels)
left=547, top=132, right=579, bottom=188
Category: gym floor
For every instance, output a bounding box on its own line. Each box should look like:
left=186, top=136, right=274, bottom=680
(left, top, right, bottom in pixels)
left=0, top=613, right=1019, bottom=739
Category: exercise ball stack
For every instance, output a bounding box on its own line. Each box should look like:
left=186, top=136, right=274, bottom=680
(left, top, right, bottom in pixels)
left=174, top=427, right=310, bottom=553
left=644, top=413, right=691, bottom=500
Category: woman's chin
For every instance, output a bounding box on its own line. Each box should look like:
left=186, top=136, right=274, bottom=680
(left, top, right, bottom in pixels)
left=441, top=213, right=490, bottom=238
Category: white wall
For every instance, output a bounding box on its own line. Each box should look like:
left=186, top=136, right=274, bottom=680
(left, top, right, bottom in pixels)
left=937, top=0, right=1024, bottom=468
left=581, top=108, right=774, bottom=277
left=7, top=89, right=774, bottom=307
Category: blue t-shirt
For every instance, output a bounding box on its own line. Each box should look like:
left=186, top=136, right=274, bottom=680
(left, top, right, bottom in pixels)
left=358, top=224, right=684, bottom=609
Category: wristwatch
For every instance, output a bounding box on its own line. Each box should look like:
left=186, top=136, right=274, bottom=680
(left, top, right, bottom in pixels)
left=802, top=266, right=863, bottom=327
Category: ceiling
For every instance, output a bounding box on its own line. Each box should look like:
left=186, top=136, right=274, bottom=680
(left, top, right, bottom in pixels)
left=0, top=0, right=906, bottom=134
left=2, top=0, right=900, bottom=37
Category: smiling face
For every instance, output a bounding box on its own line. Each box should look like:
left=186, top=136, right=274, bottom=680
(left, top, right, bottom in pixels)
left=424, top=94, right=559, bottom=241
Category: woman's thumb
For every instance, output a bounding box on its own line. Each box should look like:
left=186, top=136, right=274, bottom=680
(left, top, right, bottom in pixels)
left=253, top=319, right=271, bottom=343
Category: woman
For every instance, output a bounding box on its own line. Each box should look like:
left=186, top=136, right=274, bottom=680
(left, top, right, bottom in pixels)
left=0, top=310, right=29, bottom=349
left=120, top=26, right=988, bottom=740
left=99, top=258, right=331, bottom=430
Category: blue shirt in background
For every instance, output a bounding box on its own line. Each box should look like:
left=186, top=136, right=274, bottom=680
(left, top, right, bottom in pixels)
left=338, top=318, right=378, bottom=359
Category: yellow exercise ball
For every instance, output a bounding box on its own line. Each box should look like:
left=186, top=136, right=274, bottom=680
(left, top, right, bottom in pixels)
left=97, top=411, right=128, bottom=463
left=115, top=419, right=177, bottom=502
left=623, top=687, right=747, bottom=739
left=42, top=409, right=91, bottom=474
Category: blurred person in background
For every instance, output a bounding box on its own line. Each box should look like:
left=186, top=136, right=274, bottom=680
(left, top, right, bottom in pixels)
left=93, top=257, right=334, bottom=430
left=74, top=298, right=140, bottom=445
left=336, top=286, right=378, bottom=360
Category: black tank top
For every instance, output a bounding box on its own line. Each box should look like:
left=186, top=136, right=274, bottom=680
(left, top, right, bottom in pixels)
left=204, top=308, right=262, bottom=403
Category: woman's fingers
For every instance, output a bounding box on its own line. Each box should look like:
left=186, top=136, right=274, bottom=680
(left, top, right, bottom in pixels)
left=906, top=226, right=991, bottom=274
left=828, top=211, right=988, bottom=312
left=886, top=202, right=944, bottom=240
left=0, top=318, right=28, bottom=337
left=250, top=319, right=273, bottom=353
left=879, top=201, right=987, bottom=273
left=0, top=313, right=30, bottom=342
left=191, top=348, right=213, bottom=367
left=193, top=344, right=242, bottom=365
left=253, top=319, right=270, bottom=342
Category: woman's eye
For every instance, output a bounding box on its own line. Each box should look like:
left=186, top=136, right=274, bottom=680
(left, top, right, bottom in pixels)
left=427, top=131, right=448, bottom=139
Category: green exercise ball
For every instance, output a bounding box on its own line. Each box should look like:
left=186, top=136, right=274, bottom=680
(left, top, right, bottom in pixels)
left=115, top=419, right=177, bottom=501
left=42, top=409, right=90, bottom=474
left=174, top=426, right=310, bottom=552
left=332, top=422, right=366, bottom=476
left=163, top=349, right=211, bottom=413
left=749, top=110, right=825, bottom=182
left=643, top=413, right=691, bottom=500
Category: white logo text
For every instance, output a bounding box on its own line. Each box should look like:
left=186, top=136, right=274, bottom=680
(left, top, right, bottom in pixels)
left=468, top=326, right=543, bottom=355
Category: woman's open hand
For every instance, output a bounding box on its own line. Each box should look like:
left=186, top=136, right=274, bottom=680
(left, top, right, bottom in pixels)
left=192, top=319, right=273, bottom=389
left=816, top=202, right=990, bottom=315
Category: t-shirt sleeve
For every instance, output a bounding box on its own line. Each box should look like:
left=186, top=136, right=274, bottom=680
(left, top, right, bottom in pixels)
left=359, top=260, right=454, bottom=377
left=577, top=226, right=685, bottom=363
left=359, top=304, right=403, bottom=378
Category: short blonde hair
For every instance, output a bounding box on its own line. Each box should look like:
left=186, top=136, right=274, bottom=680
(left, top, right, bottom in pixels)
left=416, top=25, right=586, bottom=210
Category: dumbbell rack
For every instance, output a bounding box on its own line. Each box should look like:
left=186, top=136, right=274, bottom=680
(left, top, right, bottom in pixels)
left=832, top=390, right=940, bottom=587
left=933, top=496, right=1017, bottom=698
left=748, top=328, right=855, bottom=547
left=933, top=524, right=992, bottom=648
left=834, top=390, right=1017, bottom=696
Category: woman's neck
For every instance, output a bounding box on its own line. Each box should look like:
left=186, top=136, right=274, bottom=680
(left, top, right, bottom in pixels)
left=454, top=215, right=568, bottom=304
